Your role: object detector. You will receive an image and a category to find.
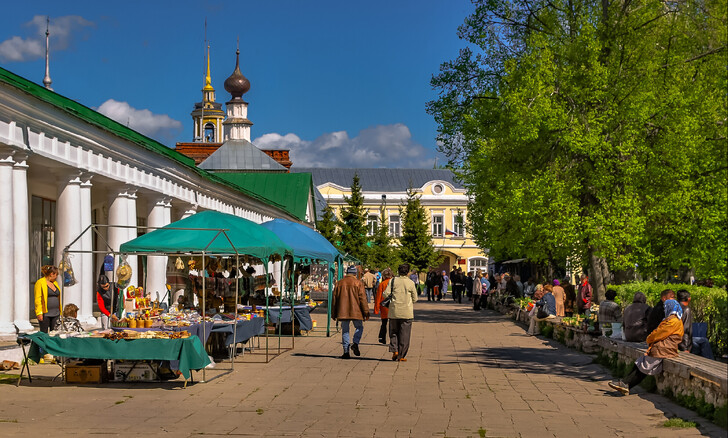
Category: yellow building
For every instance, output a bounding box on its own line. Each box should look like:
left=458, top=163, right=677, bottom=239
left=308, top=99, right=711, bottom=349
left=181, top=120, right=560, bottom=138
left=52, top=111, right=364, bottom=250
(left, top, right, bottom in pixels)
left=294, top=168, right=489, bottom=273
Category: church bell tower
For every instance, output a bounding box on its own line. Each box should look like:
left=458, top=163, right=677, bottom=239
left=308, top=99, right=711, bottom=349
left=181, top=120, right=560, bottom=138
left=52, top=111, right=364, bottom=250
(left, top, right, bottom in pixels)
left=190, top=44, right=225, bottom=142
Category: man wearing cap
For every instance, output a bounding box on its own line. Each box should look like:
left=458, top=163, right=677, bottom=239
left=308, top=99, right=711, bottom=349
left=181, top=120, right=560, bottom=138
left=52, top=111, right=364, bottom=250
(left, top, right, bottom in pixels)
left=332, top=265, right=370, bottom=359
left=96, top=274, right=121, bottom=329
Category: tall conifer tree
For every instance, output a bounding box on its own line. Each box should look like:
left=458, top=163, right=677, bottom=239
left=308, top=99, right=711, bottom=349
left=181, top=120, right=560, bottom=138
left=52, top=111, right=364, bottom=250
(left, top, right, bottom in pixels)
left=316, top=204, right=339, bottom=247
left=399, top=187, right=440, bottom=271
left=337, top=174, right=369, bottom=265
left=369, top=203, right=401, bottom=271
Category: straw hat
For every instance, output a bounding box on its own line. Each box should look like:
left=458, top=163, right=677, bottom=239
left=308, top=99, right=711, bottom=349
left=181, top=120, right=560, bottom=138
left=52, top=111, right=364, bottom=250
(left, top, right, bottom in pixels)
left=117, top=264, right=132, bottom=282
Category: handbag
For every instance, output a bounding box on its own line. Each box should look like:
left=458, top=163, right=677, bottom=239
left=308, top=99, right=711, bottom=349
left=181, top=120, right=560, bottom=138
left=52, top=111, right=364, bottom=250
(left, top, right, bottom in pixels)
left=380, top=278, right=395, bottom=308
left=536, top=302, right=550, bottom=319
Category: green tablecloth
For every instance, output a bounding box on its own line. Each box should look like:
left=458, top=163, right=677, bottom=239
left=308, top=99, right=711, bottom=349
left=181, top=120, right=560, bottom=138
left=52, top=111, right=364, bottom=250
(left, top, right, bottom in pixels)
left=27, top=332, right=210, bottom=379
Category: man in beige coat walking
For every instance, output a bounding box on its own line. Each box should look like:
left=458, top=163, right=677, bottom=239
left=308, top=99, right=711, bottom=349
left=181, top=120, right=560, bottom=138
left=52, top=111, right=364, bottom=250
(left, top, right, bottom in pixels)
left=382, top=263, right=418, bottom=361
left=332, top=265, right=370, bottom=359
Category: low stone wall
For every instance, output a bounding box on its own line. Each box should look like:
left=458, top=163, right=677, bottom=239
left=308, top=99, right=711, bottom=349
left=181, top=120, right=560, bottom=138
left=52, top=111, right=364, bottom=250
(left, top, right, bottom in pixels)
left=500, top=303, right=727, bottom=422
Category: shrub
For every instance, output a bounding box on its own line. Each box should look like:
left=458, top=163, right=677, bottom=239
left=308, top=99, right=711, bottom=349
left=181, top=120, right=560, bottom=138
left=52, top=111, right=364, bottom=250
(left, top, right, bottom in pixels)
left=612, top=282, right=727, bottom=357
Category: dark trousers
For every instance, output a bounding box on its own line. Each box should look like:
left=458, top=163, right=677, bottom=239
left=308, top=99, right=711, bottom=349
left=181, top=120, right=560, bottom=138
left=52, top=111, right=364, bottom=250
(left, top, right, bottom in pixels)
left=39, top=314, right=59, bottom=333
left=473, top=295, right=481, bottom=310
left=624, top=365, right=647, bottom=389
left=378, top=318, right=388, bottom=342
left=453, top=285, right=464, bottom=303
left=388, top=319, right=413, bottom=358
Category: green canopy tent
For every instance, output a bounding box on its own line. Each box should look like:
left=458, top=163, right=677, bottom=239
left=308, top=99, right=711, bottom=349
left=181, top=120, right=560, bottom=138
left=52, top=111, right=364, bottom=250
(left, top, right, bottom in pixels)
left=260, top=219, right=344, bottom=337
left=120, top=210, right=293, bottom=368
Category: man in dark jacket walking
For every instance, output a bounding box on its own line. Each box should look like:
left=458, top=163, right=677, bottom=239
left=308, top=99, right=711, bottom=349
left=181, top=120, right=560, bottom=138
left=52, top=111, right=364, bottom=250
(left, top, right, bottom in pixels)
left=332, top=265, right=370, bottom=359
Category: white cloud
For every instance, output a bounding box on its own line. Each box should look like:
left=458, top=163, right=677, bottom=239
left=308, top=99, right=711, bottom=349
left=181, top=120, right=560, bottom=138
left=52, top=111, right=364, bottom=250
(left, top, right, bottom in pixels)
left=0, top=15, right=93, bottom=62
left=97, top=99, right=182, bottom=141
left=254, top=124, right=436, bottom=168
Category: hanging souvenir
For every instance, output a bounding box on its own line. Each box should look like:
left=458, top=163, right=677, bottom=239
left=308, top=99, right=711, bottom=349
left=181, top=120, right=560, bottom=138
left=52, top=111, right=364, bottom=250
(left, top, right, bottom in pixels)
left=175, top=257, right=184, bottom=270
left=116, top=255, right=132, bottom=287
left=103, top=254, right=115, bottom=272
left=59, top=253, right=77, bottom=287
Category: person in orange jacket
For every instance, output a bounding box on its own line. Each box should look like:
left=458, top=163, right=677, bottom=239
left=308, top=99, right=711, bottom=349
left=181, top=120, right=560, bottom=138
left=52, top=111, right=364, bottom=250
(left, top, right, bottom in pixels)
left=373, top=268, right=394, bottom=344
left=608, top=299, right=684, bottom=395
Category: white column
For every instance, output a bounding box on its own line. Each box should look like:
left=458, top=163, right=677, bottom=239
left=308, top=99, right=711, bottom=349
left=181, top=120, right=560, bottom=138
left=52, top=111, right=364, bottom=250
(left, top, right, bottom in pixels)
left=12, top=153, right=32, bottom=331
left=79, top=176, right=96, bottom=324
left=146, top=198, right=171, bottom=300
left=181, top=204, right=197, bottom=220
left=0, top=150, right=15, bottom=335
left=107, top=189, right=130, bottom=283
left=55, top=173, right=83, bottom=315
left=126, top=190, right=138, bottom=287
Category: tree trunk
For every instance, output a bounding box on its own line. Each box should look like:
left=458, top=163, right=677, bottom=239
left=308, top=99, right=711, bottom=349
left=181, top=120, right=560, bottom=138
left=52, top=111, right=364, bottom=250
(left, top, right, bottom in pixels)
left=588, top=247, right=611, bottom=304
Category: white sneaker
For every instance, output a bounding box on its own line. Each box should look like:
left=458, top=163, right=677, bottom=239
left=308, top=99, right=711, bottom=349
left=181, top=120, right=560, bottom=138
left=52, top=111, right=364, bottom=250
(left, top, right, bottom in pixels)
left=608, top=380, right=629, bottom=395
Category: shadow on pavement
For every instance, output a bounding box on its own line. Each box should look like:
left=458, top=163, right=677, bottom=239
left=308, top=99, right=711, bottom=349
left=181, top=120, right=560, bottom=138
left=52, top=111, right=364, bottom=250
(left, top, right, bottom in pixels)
left=415, top=305, right=495, bottom=324
left=292, top=352, right=392, bottom=362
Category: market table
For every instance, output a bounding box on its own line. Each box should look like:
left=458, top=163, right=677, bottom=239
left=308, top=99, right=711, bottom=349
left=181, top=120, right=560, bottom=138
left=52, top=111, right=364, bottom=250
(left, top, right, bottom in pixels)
left=27, top=332, right=210, bottom=379
left=112, top=321, right=214, bottom=345
left=260, top=305, right=316, bottom=331
left=210, top=317, right=265, bottom=347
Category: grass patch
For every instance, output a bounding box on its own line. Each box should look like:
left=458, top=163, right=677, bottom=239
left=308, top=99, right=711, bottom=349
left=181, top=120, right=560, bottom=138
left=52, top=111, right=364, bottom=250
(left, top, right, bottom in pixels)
left=256, top=408, right=264, bottom=415
left=0, top=373, right=18, bottom=385
left=115, top=400, right=125, bottom=405
left=478, top=427, right=486, bottom=437
left=0, top=419, right=18, bottom=423
left=465, top=393, right=471, bottom=399
left=663, top=418, right=697, bottom=428
left=538, top=322, right=555, bottom=338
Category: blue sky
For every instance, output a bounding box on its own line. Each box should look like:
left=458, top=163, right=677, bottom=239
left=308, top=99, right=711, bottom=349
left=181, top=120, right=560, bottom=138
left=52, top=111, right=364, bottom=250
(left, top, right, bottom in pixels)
left=0, top=1, right=473, bottom=168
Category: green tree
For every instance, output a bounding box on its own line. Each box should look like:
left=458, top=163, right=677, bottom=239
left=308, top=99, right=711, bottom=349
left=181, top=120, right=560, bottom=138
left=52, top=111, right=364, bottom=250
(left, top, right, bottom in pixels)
left=369, top=203, right=401, bottom=271
left=316, top=204, right=339, bottom=247
left=337, top=174, right=369, bottom=265
left=428, top=0, right=728, bottom=298
left=399, top=188, right=440, bottom=271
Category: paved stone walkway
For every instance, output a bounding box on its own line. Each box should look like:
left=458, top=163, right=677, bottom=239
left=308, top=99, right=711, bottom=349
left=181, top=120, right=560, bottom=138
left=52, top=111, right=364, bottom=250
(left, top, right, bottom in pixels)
left=0, top=300, right=724, bottom=437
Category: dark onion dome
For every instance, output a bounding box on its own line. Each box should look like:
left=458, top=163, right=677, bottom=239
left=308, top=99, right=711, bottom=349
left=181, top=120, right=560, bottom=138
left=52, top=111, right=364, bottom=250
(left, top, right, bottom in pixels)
left=224, top=49, right=250, bottom=98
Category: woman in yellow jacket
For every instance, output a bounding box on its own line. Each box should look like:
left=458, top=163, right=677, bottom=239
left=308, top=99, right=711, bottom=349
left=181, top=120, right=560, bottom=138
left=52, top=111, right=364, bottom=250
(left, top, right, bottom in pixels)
left=609, top=299, right=684, bottom=395
left=34, top=265, right=62, bottom=333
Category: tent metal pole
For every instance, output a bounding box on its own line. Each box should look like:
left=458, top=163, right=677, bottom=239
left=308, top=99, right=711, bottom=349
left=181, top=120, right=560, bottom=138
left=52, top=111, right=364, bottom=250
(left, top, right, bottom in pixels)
left=232, top=253, right=239, bottom=368
left=264, top=260, right=269, bottom=363
left=327, top=262, right=332, bottom=337
left=201, top=251, right=206, bottom=383
left=288, top=257, right=296, bottom=350
left=277, top=258, right=281, bottom=354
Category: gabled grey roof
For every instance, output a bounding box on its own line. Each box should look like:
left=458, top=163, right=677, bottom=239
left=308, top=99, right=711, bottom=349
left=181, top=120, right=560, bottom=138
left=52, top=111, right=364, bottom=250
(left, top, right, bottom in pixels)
left=291, top=168, right=463, bottom=191
left=199, top=139, right=286, bottom=171
left=312, top=186, right=328, bottom=221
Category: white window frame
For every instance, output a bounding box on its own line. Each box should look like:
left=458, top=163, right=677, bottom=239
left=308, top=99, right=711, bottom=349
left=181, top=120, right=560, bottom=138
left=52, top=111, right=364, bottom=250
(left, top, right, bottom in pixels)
left=468, top=257, right=488, bottom=274
left=432, top=215, right=444, bottom=237
left=452, top=211, right=465, bottom=238
left=367, top=214, right=378, bottom=236
left=388, top=214, right=401, bottom=237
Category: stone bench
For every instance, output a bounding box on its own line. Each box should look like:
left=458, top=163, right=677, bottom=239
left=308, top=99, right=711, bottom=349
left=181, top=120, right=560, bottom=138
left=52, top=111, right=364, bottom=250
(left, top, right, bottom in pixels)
left=502, top=303, right=727, bottom=414
left=597, top=336, right=728, bottom=408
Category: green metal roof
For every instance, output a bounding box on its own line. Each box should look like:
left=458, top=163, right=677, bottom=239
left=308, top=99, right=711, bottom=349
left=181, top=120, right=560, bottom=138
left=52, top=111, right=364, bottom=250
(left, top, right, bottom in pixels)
left=0, top=66, right=302, bottom=220
left=0, top=66, right=196, bottom=167
left=213, top=172, right=314, bottom=222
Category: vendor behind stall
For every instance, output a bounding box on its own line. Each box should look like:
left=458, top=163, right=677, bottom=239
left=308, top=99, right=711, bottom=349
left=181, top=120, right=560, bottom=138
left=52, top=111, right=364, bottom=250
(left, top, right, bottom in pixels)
left=54, top=303, right=84, bottom=332
left=96, top=275, right=121, bottom=329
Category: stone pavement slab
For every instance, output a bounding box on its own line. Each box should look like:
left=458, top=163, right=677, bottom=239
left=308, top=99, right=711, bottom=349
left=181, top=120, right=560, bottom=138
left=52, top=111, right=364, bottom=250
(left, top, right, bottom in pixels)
left=0, top=300, right=724, bottom=437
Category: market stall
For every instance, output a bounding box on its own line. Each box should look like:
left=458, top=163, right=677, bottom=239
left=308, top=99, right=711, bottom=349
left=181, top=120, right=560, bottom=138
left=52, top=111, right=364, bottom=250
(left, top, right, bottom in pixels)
left=260, top=219, right=343, bottom=337
left=26, top=331, right=208, bottom=382
left=120, top=210, right=293, bottom=367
